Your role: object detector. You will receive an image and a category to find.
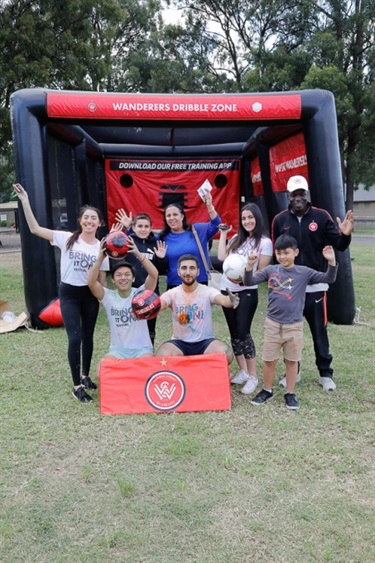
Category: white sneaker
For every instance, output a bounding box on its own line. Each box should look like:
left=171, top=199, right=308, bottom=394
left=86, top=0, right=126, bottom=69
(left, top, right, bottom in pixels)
left=240, top=376, right=259, bottom=395
left=279, top=371, right=301, bottom=388
left=319, top=377, right=336, bottom=391
left=231, top=370, right=250, bottom=385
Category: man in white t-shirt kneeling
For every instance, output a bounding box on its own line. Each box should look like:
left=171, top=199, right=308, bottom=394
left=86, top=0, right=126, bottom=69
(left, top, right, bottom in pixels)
left=155, top=254, right=239, bottom=364
left=88, top=238, right=159, bottom=359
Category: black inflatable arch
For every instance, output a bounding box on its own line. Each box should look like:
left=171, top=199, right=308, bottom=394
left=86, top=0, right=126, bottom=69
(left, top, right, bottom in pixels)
left=10, top=88, right=355, bottom=326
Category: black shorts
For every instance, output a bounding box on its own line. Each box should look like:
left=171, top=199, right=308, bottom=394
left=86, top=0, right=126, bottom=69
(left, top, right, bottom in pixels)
left=168, top=338, right=216, bottom=356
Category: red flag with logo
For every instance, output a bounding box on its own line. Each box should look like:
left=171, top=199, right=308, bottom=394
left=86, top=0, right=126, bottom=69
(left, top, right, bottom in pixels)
left=99, top=353, right=231, bottom=415
left=250, top=156, right=263, bottom=196
left=269, top=132, right=308, bottom=192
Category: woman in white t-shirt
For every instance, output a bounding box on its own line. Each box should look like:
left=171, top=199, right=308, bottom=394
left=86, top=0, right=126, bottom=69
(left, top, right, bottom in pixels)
left=15, top=183, right=109, bottom=403
left=217, top=203, right=273, bottom=395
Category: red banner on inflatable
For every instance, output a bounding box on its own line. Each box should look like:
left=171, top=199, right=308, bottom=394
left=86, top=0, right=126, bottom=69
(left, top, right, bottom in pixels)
left=105, top=158, right=240, bottom=232
left=250, top=156, right=263, bottom=196
left=99, top=354, right=231, bottom=415
left=47, top=92, right=301, bottom=121
left=269, top=132, right=308, bottom=192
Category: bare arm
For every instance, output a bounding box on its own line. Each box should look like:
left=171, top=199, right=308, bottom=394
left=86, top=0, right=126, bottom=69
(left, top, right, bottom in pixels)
left=14, top=184, right=54, bottom=241
left=204, top=191, right=218, bottom=220
left=87, top=241, right=106, bottom=301
left=159, top=296, right=170, bottom=311
left=98, top=270, right=108, bottom=288
left=127, top=237, right=158, bottom=292
left=139, top=257, right=158, bottom=292
left=214, top=289, right=239, bottom=309
left=217, top=227, right=230, bottom=261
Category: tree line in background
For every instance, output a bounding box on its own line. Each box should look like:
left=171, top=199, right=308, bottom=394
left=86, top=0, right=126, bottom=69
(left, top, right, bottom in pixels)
left=1, top=0, right=374, bottom=208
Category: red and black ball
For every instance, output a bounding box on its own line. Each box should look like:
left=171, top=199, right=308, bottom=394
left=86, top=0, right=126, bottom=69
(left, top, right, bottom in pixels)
left=104, top=231, right=129, bottom=259
left=131, top=289, right=161, bottom=320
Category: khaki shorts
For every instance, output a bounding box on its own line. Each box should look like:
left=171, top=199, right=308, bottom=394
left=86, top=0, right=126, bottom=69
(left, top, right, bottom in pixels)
left=262, top=318, right=303, bottom=362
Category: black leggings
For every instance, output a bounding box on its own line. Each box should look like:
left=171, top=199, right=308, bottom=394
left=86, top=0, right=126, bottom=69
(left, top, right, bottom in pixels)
left=59, top=282, right=100, bottom=387
left=221, top=289, right=258, bottom=359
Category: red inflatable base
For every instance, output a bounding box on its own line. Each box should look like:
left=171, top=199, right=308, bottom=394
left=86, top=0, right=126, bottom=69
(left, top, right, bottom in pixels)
left=38, top=298, right=64, bottom=327
left=99, top=353, right=231, bottom=415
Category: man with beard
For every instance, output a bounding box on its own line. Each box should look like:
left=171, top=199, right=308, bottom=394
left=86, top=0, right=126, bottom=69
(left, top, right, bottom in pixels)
left=155, top=254, right=239, bottom=364
left=271, top=175, right=354, bottom=391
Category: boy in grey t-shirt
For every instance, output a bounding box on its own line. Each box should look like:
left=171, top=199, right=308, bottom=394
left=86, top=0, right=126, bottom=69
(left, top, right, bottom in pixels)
left=243, top=235, right=338, bottom=410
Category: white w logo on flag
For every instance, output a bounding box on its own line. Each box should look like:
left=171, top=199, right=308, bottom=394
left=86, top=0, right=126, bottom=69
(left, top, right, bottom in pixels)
left=154, top=381, right=176, bottom=400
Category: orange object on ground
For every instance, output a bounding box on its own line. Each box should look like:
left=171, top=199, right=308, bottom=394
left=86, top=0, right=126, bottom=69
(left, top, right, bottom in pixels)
left=99, top=353, right=231, bottom=415
left=39, top=298, right=64, bottom=327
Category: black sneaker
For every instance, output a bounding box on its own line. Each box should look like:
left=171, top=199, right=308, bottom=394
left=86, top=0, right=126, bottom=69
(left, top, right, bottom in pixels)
left=284, top=393, right=299, bottom=410
left=72, top=387, right=93, bottom=403
left=251, top=389, right=273, bottom=406
left=81, top=376, right=97, bottom=390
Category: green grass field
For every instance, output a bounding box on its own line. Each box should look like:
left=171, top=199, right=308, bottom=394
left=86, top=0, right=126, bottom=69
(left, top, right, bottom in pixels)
left=1, top=242, right=374, bottom=562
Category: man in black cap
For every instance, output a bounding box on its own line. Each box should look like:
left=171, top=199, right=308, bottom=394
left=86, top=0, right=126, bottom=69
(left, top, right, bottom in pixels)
left=271, top=175, right=354, bottom=391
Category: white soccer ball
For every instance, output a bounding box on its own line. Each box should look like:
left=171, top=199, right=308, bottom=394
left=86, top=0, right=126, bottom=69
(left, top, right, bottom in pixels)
left=223, top=254, right=247, bottom=282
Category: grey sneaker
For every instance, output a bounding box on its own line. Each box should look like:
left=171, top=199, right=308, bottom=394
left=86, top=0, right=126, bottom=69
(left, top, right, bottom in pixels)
left=240, top=376, right=259, bottom=395
left=319, top=377, right=336, bottom=391
left=231, top=370, right=250, bottom=385
left=279, top=371, right=301, bottom=388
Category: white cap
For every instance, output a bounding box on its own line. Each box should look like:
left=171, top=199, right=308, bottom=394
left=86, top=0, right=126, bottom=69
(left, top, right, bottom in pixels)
left=286, top=175, right=308, bottom=192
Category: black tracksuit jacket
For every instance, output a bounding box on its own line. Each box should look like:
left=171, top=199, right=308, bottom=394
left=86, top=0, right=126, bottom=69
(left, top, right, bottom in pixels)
left=271, top=204, right=351, bottom=273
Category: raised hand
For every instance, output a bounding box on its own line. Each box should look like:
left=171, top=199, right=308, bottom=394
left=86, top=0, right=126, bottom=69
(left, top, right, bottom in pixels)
left=99, top=237, right=107, bottom=258
left=336, top=210, right=354, bottom=236
left=204, top=190, right=213, bottom=207
left=218, top=224, right=232, bottom=232
left=126, top=235, right=137, bottom=254
left=154, top=240, right=168, bottom=258
left=109, top=222, right=124, bottom=232
left=13, top=183, right=28, bottom=203
left=115, top=208, right=133, bottom=230
left=246, top=253, right=259, bottom=270
left=322, top=245, right=336, bottom=265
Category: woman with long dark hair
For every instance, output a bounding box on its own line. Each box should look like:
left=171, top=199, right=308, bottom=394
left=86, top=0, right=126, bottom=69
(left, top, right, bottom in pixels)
left=159, top=191, right=221, bottom=289
left=15, top=183, right=109, bottom=403
left=217, top=203, right=273, bottom=395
